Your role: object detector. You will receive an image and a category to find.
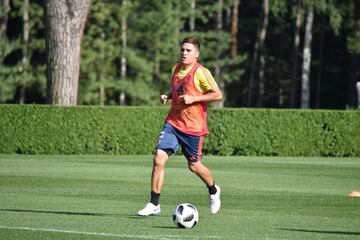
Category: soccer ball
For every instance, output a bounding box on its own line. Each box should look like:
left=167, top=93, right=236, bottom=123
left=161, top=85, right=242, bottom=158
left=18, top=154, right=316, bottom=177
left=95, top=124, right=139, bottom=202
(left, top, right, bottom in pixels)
left=172, top=203, right=199, bottom=228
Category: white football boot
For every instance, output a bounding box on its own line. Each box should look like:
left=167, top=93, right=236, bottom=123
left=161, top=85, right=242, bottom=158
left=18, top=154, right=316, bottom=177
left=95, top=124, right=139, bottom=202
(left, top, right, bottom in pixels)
left=137, top=203, right=161, bottom=216
left=210, top=185, right=221, bottom=214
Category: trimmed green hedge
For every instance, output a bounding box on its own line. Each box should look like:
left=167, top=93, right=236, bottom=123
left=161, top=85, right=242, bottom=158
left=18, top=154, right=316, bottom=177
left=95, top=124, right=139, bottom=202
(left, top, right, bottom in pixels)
left=206, top=108, right=360, bottom=156
left=0, top=105, right=359, bottom=156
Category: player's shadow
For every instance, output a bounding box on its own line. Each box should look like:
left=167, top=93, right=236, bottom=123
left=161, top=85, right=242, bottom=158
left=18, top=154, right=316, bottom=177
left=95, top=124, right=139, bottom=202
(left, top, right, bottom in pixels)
left=279, top=228, right=360, bottom=236
left=0, top=208, right=166, bottom=220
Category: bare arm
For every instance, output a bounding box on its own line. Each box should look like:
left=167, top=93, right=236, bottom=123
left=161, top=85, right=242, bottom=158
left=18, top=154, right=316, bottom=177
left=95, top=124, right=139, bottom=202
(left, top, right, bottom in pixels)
left=179, top=85, right=223, bottom=105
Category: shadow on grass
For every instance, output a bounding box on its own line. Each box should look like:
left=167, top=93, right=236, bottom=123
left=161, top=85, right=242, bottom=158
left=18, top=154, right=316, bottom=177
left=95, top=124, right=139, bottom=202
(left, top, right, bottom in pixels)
left=280, top=228, right=360, bottom=236
left=0, top=208, right=168, bottom=219
left=152, top=226, right=178, bottom=229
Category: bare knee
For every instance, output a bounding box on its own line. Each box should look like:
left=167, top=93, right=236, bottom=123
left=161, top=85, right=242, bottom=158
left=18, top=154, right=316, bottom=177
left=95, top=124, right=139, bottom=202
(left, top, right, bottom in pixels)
left=188, top=162, right=200, bottom=174
left=153, top=149, right=169, bottom=170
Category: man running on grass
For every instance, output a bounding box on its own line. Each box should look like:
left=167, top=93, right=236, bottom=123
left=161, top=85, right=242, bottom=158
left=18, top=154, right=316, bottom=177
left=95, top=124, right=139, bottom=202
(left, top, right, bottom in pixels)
left=138, top=36, right=222, bottom=216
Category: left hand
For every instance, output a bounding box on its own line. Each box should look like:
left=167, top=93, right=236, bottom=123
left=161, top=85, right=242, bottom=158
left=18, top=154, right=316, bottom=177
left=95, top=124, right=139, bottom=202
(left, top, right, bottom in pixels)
left=179, top=95, right=196, bottom=105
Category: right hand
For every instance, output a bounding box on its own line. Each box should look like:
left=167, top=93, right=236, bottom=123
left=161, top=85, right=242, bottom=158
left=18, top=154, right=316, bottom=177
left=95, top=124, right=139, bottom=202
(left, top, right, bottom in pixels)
left=160, top=94, right=169, bottom=104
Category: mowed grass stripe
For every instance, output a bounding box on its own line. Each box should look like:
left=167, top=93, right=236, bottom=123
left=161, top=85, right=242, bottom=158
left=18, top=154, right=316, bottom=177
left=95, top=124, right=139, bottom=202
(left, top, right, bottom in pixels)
left=0, top=155, right=359, bottom=240
left=0, top=225, right=245, bottom=240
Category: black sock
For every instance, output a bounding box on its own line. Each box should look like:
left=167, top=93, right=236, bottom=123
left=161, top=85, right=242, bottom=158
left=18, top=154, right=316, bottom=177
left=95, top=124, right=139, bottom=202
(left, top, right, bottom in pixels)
left=208, top=183, right=217, bottom=195
left=150, top=191, right=160, bottom=206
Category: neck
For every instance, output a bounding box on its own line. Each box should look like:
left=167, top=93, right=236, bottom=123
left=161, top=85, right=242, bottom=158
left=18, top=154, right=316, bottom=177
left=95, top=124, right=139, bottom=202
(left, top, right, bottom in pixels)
left=182, top=62, right=196, bottom=70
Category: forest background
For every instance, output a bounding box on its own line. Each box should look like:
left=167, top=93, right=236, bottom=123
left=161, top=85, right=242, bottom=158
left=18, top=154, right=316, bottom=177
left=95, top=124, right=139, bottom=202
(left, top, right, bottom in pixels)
left=1, top=0, right=360, bottom=109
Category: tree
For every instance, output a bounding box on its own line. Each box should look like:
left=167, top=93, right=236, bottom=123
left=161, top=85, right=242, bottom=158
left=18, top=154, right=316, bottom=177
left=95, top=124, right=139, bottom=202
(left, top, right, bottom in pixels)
left=256, top=0, right=269, bottom=107
left=0, top=36, right=20, bottom=103
left=213, top=0, right=224, bottom=108
left=347, top=0, right=360, bottom=108
left=189, top=0, right=196, bottom=31
left=125, top=0, right=185, bottom=104
left=0, top=0, right=20, bottom=103
left=357, top=81, right=360, bottom=109
left=290, top=0, right=302, bottom=108
left=300, top=3, right=313, bottom=109
left=298, top=0, right=345, bottom=109
left=230, top=0, right=239, bottom=59
left=19, top=0, right=29, bottom=104
left=120, top=0, right=128, bottom=106
left=0, top=0, right=46, bottom=104
left=1, top=0, right=358, bottom=109
left=0, top=0, right=10, bottom=36
left=44, top=0, right=91, bottom=105
left=315, top=13, right=325, bottom=108
left=247, top=0, right=269, bottom=107
left=80, top=0, right=122, bottom=105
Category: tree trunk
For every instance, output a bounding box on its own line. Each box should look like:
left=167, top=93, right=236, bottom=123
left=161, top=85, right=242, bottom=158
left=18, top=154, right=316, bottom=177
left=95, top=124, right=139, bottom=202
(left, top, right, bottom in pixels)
left=300, top=4, right=313, bottom=109
left=226, top=2, right=231, bottom=27
left=348, top=0, right=360, bottom=108
left=279, top=87, right=284, bottom=107
left=248, top=0, right=268, bottom=107
left=120, top=0, right=127, bottom=106
left=20, top=0, right=30, bottom=104
left=290, top=0, right=302, bottom=108
left=99, top=32, right=105, bottom=106
left=247, top=26, right=260, bottom=106
left=44, top=0, right=91, bottom=105
left=190, top=0, right=196, bottom=31
left=214, top=0, right=224, bottom=108
left=0, top=0, right=10, bottom=36
left=357, top=81, right=360, bottom=110
left=174, top=1, right=181, bottom=45
left=257, top=54, right=266, bottom=107
left=154, top=46, right=160, bottom=84
left=256, top=0, right=268, bottom=107
left=99, top=83, right=105, bottom=106
left=230, top=0, right=239, bottom=59
left=315, top=15, right=325, bottom=108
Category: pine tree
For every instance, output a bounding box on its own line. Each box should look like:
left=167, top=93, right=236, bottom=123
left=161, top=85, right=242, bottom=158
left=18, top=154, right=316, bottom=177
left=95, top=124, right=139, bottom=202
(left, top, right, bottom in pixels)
left=80, top=0, right=123, bottom=105
left=0, top=0, right=20, bottom=103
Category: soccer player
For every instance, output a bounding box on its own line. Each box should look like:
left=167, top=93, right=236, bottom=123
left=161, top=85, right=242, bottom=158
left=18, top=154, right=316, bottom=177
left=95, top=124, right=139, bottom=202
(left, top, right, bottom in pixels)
left=138, top=36, right=222, bottom=216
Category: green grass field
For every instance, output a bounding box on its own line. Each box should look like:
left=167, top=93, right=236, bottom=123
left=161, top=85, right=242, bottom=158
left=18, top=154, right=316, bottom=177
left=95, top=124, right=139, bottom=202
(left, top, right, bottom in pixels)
left=0, top=154, right=359, bottom=240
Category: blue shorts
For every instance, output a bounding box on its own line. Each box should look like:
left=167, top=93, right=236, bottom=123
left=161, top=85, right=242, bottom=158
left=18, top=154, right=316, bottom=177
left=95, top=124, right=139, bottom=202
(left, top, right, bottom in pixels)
left=156, top=123, right=204, bottom=162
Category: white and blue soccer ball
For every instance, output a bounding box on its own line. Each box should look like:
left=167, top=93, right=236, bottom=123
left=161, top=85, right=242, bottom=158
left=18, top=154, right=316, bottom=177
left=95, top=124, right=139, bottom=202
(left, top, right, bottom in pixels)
left=172, top=203, right=199, bottom=228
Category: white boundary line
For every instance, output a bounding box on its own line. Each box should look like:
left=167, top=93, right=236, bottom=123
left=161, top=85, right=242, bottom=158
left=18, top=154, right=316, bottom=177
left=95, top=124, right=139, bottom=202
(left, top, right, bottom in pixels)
left=0, top=225, right=241, bottom=240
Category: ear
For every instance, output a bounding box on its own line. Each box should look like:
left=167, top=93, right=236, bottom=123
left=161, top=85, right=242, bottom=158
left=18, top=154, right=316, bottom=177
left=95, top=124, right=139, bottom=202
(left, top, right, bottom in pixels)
left=195, top=50, right=199, bottom=59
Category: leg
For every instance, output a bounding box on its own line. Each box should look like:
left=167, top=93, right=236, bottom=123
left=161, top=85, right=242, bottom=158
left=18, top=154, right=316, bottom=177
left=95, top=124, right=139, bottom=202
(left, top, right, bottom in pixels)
left=177, top=132, right=221, bottom=214
left=151, top=149, right=169, bottom=193
left=178, top=134, right=214, bottom=187
left=188, top=161, right=221, bottom=214
left=187, top=161, right=214, bottom=187
left=151, top=123, right=178, bottom=194
left=138, top=123, right=178, bottom=216
left=137, top=149, right=168, bottom=216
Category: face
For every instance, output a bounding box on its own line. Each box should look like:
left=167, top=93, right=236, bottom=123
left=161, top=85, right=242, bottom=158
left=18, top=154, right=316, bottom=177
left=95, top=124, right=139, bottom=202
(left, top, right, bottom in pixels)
left=180, top=43, right=199, bottom=66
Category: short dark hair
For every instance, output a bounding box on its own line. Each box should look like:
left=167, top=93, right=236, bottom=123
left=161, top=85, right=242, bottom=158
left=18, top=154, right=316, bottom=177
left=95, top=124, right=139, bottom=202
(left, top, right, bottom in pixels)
left=182, top=36, right=200, bottom=51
